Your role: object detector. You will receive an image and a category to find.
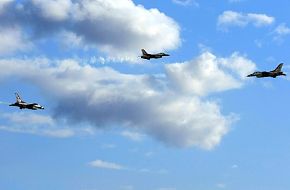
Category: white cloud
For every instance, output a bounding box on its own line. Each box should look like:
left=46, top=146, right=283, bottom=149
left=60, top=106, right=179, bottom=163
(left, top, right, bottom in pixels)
left=138, top=168, right=168, bottom=175
left=0, top=112, right=93, bottom=138
left=59, top=31, right=87, bottom=49
left=0, top=51, right=256, bottom=149
left=274, top=23, right=290, bottom=35
left=247, top=13, right=275, bottom=27
left=2, top=112, right=54, bottom=126
left=0, top=0, right=180, bottom=60
left=89, top=159, right=124, bottom=170
left=165, top=52, right=256, bottom=96
left=218, top=11, right=248, bottom=27
left=218, top=11, right=275, bottom=29
left=172, top=0, right=198, bottom=7
left=0, top=27, right=31, bottom=55
left=31, top=0, right=72, bottom=21
left=0, top=124, right=76, bottom=138
left=121, top=131, right=145, bottom=142
left=101, top=144, right=116, bottom=149
left=272, top=23, right=290, bottom=43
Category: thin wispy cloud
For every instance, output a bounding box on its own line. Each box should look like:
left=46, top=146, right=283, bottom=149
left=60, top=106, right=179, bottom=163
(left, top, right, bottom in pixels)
left=216, top=183, right=226, bottom=189
left=274, top=23, right=290, bottom=35
left=88, top=159, right=125, bottom=170
left=138, top=168, right=169, bottom=175
left=101, top=143, right=117, bottom=149
left=218, top=11, right=275, bottom=30
left=231, top=164, right=239, bottom=169
left=145, top=151, right=154, bottom=157
left=172, top=0, right=198, bottom=7
left=0, top=125, right=76, bottom=138
left=121, top=131, right=145, bottom=142
left=0, top=112, right=94, bottom=138
left=273, top=23, right=290, bottom=43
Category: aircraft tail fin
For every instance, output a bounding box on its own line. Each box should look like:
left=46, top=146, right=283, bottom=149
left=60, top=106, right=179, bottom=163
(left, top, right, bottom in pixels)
left=272, top=63, right=284, bottom=72
left=15, top=92, right=23, bottom=103
left=141, top=49, right=148, bottom=55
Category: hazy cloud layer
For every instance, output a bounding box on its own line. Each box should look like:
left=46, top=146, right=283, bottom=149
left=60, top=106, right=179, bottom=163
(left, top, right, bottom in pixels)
left=0, top=52, right=256, bottom=149
left=218, top=11, right=275, bottom=29
left=0, top=0, right=180, bottom=59
left=0, top=112, right=94, bottom=138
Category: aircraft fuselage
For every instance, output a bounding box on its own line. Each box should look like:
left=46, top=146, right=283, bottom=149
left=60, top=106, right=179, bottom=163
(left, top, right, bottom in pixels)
left=247, top=71, right=286, bottom=78
left=9, top=102, right=44, bottom=110
left=141, top=53, right=169, bottom=60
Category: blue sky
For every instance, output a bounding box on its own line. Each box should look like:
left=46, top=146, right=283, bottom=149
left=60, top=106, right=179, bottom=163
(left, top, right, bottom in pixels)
left=1, top=0, right=290, bottom=190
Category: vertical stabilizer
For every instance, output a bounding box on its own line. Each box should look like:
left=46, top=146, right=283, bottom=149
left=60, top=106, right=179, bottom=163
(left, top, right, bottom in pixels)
left=141, top=49, right=148, bottom=55
left=15, top=92, right=23, bottom=103
left=273, top=63, right=284, bottom=72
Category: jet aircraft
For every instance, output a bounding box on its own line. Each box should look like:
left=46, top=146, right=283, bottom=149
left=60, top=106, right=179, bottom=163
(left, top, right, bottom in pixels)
left=140, top=49, right=169, bottom=60
left=9, top=93, right=44, bottom=110
left=247, top=63, right=286, bottom=78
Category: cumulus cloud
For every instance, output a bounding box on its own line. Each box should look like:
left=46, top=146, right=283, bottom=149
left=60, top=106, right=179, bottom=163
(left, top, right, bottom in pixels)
left=0, top=26, right=31, bottom=55
left=0, top=0, right=180, bottom=60
left=166, top=52, right=256, bottom=96
left=31, top=0, right=72, bottom=21
left=89, top=159, right=124, bottom=170
left=0, top=51, right=256, bottom=149
left=218, top=11, right=275, bottom=29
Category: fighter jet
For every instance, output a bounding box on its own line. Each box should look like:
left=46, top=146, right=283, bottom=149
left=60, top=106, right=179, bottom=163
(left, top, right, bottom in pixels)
left=247, top=63, right=286, bottom=78
left=140, top=49, right=169, bottom=60
left=9, top=93, right=44, bottom=110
